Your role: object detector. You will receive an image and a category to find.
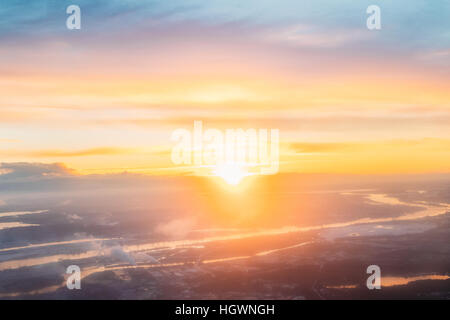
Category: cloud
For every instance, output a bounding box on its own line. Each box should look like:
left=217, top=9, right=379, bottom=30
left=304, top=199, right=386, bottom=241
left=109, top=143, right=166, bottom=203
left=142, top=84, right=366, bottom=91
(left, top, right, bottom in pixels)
left=0, top=110, right=43, bottom=123
left=108, top=246, right=136, bottom=265
left=0, top=210, right=47, bottom=218
left=155, top=218, right=195, bottom=239
left=0, top=161, right=196, bottom=196
left=16, top=147, right=133, bottom=158
left=0, top=162, right=75, bottom=180
left=261, top=24, right=371, bottom=48
left=64, top=213, right=83, bottom=222
left=415, top=49, right=450, bottom=66
left=0, top=163, right=79, bottom=193
left=289, top=142, right=359, bottom=153
left=0, top=139, right=20, bottom=143
left=0, top=222, right=40, bottom=231
left=134, top=252, right=159, bottom=264
left=289, top=139, right=450, bottom=155
left=0, top=0, right=197, bottom=40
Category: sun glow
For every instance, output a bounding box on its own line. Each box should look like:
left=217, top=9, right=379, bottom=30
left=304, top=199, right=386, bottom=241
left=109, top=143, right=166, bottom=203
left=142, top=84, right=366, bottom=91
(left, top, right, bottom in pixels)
left=212, top=164, right=251, bottom=186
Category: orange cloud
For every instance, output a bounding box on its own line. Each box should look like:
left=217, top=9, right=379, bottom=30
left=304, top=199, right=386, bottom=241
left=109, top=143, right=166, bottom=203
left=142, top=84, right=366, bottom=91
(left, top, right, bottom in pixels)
left=283, top=139, right=450, bottom=174
left=1, top=147, right=133, bottom=158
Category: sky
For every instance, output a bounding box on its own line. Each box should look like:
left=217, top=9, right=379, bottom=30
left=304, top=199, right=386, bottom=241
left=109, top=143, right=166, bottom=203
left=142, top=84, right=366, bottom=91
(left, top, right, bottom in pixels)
left=0, top=0, right=449, bottom=176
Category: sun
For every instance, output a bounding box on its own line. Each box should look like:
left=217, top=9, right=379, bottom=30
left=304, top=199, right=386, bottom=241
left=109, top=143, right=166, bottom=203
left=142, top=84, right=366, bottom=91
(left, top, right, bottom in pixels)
left=212, top=163, right=250, bottom=186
